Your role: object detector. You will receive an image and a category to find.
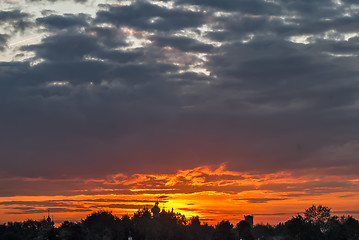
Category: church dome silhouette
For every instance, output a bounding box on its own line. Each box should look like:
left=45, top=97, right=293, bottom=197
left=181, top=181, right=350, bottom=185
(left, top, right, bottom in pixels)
left=151, top=201, right=160, bottom=218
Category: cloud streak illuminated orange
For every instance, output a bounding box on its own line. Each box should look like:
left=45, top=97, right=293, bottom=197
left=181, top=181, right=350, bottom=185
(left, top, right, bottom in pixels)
left=0, top=164, right=358, bottom=225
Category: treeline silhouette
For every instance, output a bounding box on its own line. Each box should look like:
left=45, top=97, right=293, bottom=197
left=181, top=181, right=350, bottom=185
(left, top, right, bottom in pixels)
left=0, top=205, right=358, bottom=240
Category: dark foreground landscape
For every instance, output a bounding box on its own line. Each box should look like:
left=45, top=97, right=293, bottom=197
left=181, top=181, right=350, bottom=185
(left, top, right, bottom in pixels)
left=0, top=205, right=358, bottom=240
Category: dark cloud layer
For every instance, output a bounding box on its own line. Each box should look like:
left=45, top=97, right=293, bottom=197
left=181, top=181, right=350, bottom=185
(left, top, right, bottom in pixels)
left=150, top=35, right=214, bottom=52
left=0, top=10, right=29, bottom=23
left=1, top=0, right=359, bottom=179
left=95, top=2, right=208, bottom=31
left=176, top=0, right=281, bottom=14
left=0, top=34, right=10, bottom=51
left=0, top=10, right=33, bottom=33
left=36, top=14, right=90, bottom=30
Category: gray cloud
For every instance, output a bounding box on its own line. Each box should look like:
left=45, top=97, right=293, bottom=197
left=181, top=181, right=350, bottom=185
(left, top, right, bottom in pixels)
left=0, top=0, right=359, bottom=180
left=149, top=35, right=214, bottom=52
left=22, top=34, right=101, bottom=61
left=0, top=10, right=33, bottom=33
left=36, top=13, right=90, bottom=30
left=0, top=10, right=29, bottom=23
left=0, top=34, right=9, bottom=51
left=175, top=0, right=281, bottom=15
left=95, top=1, right=208, bottom=31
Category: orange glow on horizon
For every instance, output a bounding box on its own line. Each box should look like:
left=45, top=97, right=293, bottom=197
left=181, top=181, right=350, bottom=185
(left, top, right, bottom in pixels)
left=0, top=164, right=358, bottom=225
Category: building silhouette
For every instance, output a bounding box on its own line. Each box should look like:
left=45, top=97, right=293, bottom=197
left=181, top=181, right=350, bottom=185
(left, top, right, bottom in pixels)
left=244, top=215, right=253, bottom=228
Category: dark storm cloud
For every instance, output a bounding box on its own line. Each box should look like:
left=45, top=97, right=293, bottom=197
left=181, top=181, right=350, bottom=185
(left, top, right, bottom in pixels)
left=203, top=38, right=359, bottom=128
left=288, top=16, right=359, bottom=36
left=95, top=1, right=208, bottom=31
left=0, top=10, right=29, bottom=23
left=277, top=0, right=342, bottom=19
left=1, top=0, right=359, bottom=180
left=0, top=9, right=33, bottom=32
left=22, top=33, right=101, bottom=61
left=204, top=1, right=359, bottom=42
left=149, top=35, right=214, bottom=52
left=174, top=0, right=281, bottom=15
left=0, top=34, right=9, bottom=51
left=341, top=0, right=359, bottom=4
left=87, top=25, right=128, bottom=48
left=36, top=14, right=90, bottom=30
left=94, top=50, right=144, bottom=63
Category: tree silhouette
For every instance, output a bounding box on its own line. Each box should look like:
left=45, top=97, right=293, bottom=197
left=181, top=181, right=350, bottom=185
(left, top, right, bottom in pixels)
left=0, top=204, right=358, bottom=240
left=58, top=221, right=85, bottom=240
left=341, top=215, right=359, bottom=240
left=304, top=205, right=331, bottom=225
left=214, top=220, right=234, bottom=240
left=236, top=220, right=254, bottom=240
left=132, top=208, right=156, bottom=240
left=82, top=211, right=121, bottom=240
left=119, top=214, right=133, bottom=240
left=285, top=214, right=322, bottom=239
left=252, top=223, right=275, bottom=240
left=188, top=216, right=214, bottom=240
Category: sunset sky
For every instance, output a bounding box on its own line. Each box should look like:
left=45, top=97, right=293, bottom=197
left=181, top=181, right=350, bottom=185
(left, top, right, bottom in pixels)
left=1, top=0, right=359, bottom=225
